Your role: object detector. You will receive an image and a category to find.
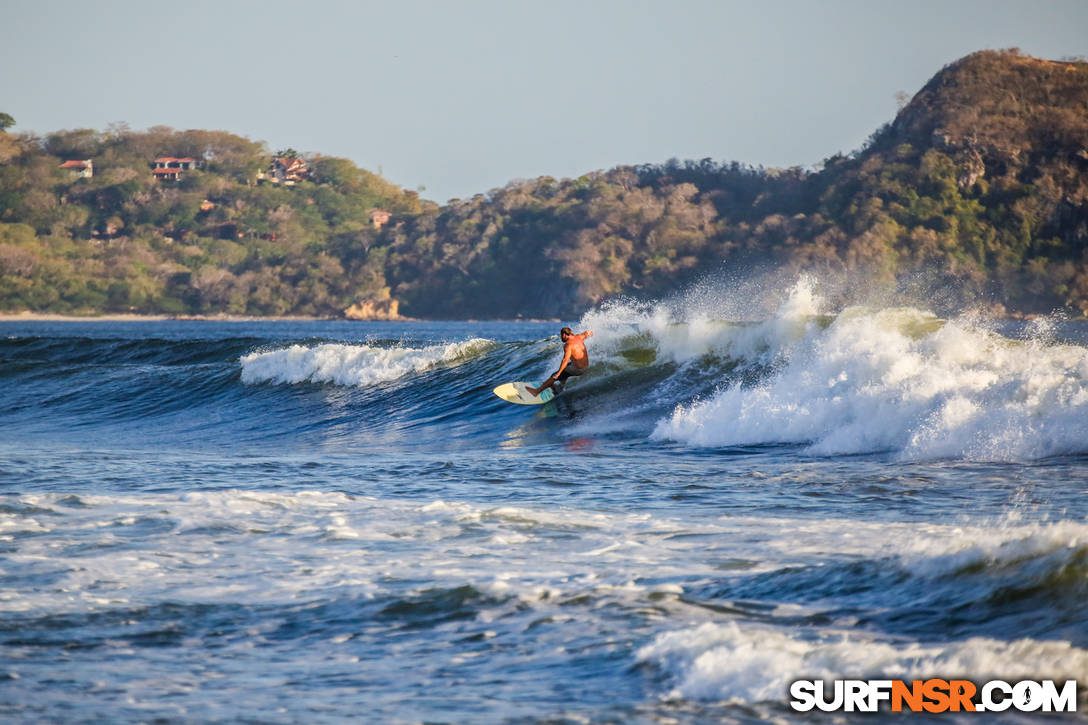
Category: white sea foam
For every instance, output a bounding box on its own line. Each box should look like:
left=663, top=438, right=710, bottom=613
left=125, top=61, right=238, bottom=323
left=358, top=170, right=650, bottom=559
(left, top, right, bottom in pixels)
left=5, top=489, right=1087, bottom=718
left=650, top=280, right=1088, bottom=460
left=0, top=490, right=711, bottom=616
left=578, top=277, right=823, bottom=368
left=239, top=338, right=494, bottom=386
left=638, top=621, right=1088, bottom=703
left=6, top=489, right=1083, bottom=618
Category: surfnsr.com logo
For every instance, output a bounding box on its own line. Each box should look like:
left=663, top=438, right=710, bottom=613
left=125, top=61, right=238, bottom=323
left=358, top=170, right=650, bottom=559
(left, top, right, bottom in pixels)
left=789, top=679, right=1078, bottom=713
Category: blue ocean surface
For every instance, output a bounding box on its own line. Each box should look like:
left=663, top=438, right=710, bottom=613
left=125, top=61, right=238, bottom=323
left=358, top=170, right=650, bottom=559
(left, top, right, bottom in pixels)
left=3, top=284, right=1088, bottom=723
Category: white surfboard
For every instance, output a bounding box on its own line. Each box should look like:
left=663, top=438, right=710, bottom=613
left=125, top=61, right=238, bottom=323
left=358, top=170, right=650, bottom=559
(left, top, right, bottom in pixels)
left=493, top=382, right=555, bottom=405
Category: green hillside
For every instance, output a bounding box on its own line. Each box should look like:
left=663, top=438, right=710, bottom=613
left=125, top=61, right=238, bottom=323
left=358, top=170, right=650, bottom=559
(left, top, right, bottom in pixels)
left=2, top=49, right=1087, bottom=318
left=0, top=126, right=425, bottom=315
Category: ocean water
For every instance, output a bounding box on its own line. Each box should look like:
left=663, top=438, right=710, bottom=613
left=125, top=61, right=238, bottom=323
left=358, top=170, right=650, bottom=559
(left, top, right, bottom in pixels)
left=2, top=281, right=1088, bottom=723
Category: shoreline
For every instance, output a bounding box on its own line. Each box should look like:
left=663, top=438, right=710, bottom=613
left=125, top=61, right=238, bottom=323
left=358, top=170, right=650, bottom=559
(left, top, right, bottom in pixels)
left=0, top=312, right=337, bottom=323
left=0, top=311, right=563, bottom=323
left=4, top=311, right=1072, bottom=324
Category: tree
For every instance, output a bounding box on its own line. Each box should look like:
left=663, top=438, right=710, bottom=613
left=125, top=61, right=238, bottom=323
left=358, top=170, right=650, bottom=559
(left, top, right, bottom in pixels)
left=0, top=113, right=14, bottom=132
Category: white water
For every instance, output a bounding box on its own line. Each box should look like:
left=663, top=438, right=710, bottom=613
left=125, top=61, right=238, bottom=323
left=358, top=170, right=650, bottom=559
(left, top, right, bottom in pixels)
left=580, top=279, right=1088, bottom=461
left=579, top=279, right=821, bottom=367
left=239, top=338, right=494, bottom=387
left=638, top=621, right=1088, bottom=703
left=4, top=486, right=1086, bottom=714
left=6, top=488, right=1084, bottom=620
left=7, top=317, right=1088, bottom=722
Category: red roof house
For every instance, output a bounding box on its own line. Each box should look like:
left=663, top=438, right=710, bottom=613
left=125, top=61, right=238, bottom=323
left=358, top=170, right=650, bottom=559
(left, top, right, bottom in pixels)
left=150, top=157, right=197, bottom=181
left=152, top=167, right=183, bottom=181
left=59, top=159, right=94, bottom=178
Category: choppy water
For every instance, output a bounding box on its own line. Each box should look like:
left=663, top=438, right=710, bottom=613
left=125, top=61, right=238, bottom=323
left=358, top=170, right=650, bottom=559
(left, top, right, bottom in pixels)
left=3, top=281, right=1088, bottom=723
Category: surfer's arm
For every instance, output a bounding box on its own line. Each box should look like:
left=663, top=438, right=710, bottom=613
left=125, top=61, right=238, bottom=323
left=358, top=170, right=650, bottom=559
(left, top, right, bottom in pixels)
left=529, top=350, right=573, bottom=395
left=553, top=348, right=573, bottom=378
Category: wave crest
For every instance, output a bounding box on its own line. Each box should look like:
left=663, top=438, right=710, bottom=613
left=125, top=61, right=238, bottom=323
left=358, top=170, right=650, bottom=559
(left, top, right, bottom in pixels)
left=239, top=338, right=494, bottom=387
left=648, top=283, right=1088, bottom=460
left=638, top=621, right=1088, bottom=703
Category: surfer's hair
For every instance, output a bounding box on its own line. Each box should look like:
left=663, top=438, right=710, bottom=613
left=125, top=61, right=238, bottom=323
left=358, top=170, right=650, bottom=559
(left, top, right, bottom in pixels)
left=560, top=327, right=572, bottom=337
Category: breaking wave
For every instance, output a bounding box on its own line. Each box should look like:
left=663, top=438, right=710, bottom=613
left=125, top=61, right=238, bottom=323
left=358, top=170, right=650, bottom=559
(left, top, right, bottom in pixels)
left=639, top=280, right=1088, bottom=460
left=239, top=338, right=495, bottom=387
left=3, top=276, right=1088, bottom=462
left=638, top=621, right=1088, bottom=704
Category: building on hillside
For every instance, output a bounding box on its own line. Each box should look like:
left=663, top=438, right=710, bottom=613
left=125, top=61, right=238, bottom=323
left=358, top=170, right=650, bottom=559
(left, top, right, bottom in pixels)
left=257, top=157, right=311, bottom=186
left=152, top=157, right=197, bottom=171
left=369, top=209, right=391, bottom=230
left=150, top=157, right=197, bottom=181
left=59, top=159, right=94, bottom=178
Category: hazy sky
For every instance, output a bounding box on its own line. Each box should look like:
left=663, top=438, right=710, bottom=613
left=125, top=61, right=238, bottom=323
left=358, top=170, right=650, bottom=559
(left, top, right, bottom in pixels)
left=2, top=1, right=1085, bottom=202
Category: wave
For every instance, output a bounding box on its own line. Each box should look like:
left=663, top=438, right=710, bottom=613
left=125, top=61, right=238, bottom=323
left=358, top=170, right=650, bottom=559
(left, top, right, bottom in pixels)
left=0, top=335, right=265, bottom=370
left=17, top=487, right=1084, bottom=700
left=631, top=513, right=1088, bottom=704
left=21, top=488, right=1082, bottom=624
left=622, top=279, right=1088, bottom=460
left=6, top=487, right=1087, bottom=716
left=4, top=281, right=1088, bottom=461
left=238, top=338, right=496, bottom=387
left=638, top=621, right=1088, bottom=704
left=685, top=515, right=1088, bottom=649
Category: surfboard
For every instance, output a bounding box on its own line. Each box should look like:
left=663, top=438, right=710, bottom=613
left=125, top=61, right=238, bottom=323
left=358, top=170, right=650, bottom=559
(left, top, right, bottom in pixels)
left=493, top=382, right=555, bottom=405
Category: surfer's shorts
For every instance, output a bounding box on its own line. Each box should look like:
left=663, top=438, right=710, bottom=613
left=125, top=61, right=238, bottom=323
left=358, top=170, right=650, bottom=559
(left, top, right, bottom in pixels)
left=558, top=365, right=587, bottom=383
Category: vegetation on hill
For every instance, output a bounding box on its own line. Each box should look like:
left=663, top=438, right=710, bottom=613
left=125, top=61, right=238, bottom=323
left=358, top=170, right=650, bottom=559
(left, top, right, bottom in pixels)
left=807, top=49, right=1088, bottom=313
left=0, top=124, right=425, bottom=315
left=2, top=49, right=1087, bottom=318
left=380, top=49, right=1088, bottom=317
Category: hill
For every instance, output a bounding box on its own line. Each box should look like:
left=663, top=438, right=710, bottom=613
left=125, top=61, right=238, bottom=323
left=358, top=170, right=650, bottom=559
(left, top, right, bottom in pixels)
left=2, top=49, right=1087, bottom=318
left=378, top=49, right=1088, bottom=318
left=0, top=126, right=426, bottom=316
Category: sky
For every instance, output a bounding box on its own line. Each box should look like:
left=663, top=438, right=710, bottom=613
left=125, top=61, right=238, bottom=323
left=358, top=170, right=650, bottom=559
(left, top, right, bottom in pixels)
left=2, top=0, right=1086, bottom=203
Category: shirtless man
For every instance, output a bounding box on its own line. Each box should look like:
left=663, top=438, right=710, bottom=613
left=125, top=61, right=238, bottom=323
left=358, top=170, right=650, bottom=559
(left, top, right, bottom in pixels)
left=527, top=327, right=593, bottom=397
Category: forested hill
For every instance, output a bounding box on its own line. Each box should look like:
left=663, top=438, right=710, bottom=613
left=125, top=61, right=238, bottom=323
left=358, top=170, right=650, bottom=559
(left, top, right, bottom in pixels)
left=0, top=127, right=427, bottom=316
left=381, top=49, right=1088, bottom=317
left=2, top=49, right=1088, bottom=318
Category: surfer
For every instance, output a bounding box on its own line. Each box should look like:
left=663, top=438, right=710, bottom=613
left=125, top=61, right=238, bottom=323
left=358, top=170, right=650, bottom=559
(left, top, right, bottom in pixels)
left=527, top=327, right=593, bottom=397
